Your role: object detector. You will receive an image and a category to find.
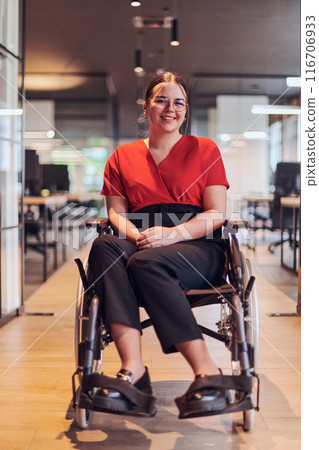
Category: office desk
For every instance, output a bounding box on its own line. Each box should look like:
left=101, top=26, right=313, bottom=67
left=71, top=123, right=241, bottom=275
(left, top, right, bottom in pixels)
left=24, top=195, right=68, bottom=280
left=280, top=196, right=300, bottom=314
left=280, top=197, right=300, bottom=273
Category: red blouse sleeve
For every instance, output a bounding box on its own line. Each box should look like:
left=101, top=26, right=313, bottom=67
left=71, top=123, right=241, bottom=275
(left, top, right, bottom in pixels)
left=100, top=150, right=126, bottom=197
left=204, top=141, right=230, bottom=190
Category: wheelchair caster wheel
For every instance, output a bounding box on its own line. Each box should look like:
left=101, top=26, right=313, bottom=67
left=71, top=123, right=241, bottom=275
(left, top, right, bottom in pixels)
left=76, top=406, right=90, bottom=429
left=243, top=408, right=254, bottom=432
left=75, top=387, right=91, bottom=429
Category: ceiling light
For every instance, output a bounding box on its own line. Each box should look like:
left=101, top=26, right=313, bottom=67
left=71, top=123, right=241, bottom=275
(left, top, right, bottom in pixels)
left=251, top=105, right=301, bottom=115
left=131, top=1, right=141, bottom=6
left=25, top=131, right=48, bottom=139
left=220, top=134, right=231, bottom=142
left=134, top=49, right=143, bottom=73
left=0, top=108, right=23, bottom=115
left=46, top=130, right=55, bottom=139
left=243, top=131, right=268, bottom=139
left=24, top=130, right=56, bottom=139
left=23, top=74, right=85, bottom=91
left=170, top=19, right=180, bottom=46
left=286, top=77, right=301, bottom=87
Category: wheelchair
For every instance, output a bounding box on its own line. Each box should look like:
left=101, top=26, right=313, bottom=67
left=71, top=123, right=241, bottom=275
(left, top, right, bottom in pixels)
left=71, top=219, right=260, bottom=431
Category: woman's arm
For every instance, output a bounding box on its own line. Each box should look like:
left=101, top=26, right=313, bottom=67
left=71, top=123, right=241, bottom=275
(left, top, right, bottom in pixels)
left=137, top=185, right=227, bottom=249
left=106, top=195, right=141, bottom=245
left=179, top=185, right=226, bottom=239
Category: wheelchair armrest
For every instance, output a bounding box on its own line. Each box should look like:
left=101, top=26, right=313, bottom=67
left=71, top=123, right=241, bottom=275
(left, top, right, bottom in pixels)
left=86, top=218, right=110, bottom=233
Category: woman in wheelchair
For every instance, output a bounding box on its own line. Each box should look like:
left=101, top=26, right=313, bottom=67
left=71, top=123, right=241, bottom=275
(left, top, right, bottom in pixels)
left=88, top=72, right=230, bottom=418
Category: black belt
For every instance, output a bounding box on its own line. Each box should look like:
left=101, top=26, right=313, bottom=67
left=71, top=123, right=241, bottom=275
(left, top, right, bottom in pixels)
left=129, top=203, right=223, bottom=242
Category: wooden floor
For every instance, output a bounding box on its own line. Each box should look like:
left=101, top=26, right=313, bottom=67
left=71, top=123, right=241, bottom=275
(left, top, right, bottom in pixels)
left=0, top=238, right=301, bottom=449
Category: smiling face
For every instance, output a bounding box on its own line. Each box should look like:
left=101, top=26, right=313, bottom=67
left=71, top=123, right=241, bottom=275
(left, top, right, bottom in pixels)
left=145, top=82, right=187, bottom=136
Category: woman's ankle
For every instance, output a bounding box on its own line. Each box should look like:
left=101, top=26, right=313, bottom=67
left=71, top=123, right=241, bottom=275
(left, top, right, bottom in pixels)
left=120, top=363, right=145, bottom=382
left=194, top=367, right=220, bottom=377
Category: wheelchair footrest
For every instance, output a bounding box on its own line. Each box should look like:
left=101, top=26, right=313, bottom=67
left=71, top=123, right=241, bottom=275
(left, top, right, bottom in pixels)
left=175, top=374, right=255, bottom=419
left=176, top=394, right=254, bottom=419
left=184, top=374, right=252, bottom=393
left=77, top=373, right=157, bottom=417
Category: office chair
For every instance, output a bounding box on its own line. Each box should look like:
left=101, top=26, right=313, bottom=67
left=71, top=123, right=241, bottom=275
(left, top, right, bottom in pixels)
left=268, top=162, right=300, bottom=253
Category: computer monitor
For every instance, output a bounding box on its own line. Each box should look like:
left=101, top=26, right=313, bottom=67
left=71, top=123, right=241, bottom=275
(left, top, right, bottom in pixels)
left=40, top=164, right=70, bottom=193
left=271, top=161, right=300, bottom=228
left=25, top=150, right=42, bottom=195
left=274, top=162, right=300, bottom=196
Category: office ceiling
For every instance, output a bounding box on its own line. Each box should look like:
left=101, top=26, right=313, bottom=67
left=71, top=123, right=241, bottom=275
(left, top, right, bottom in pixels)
left=25, top=0, right=301, bottom=139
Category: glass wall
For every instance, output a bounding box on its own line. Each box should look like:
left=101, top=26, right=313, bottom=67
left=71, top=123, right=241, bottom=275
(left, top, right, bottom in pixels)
left=0, top=0, right=24, bottom=319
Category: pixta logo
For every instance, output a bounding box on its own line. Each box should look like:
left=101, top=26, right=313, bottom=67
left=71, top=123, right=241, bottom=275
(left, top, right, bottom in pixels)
left=52, top=203, right=98, bottom=250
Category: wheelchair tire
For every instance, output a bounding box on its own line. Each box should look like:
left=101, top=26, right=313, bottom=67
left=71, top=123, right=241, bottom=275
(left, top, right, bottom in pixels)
left=241, top=254, right=259, bottom=374
left=74, top=259, right=104, bottom=429
left=241, top=253, right=259, bottom=432
left=74, top=258, right=89, bottom=369
left=229, top=253, right=259, bottom=432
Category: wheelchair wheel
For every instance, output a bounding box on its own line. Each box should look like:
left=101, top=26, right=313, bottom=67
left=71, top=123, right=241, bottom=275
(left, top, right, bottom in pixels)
left=74, top=259, right=104, bottom=429
left=229, top=252, right=259, bottom=432
left=241, top=253, right=259, bottom=432
left=74, top=258, right=89, bottom=370
left=242, top=255, right=259, bottom=374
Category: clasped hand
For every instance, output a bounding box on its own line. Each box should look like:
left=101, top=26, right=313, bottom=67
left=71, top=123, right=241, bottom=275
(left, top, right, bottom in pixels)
left=136, top=226, right=181, bottom=250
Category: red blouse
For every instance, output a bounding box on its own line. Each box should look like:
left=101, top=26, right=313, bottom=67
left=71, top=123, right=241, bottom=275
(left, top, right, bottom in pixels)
left=101, top=135, right=229, bottom=212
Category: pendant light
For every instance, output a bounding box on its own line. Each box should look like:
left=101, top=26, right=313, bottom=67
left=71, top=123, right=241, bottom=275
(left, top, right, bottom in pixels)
left=170, top=18, right=180, bottom=46
left=134, top=49, right=143, bottom=73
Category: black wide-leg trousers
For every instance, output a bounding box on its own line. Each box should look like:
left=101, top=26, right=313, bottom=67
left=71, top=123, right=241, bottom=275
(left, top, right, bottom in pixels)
left=88, top=234, right=225, bottom=354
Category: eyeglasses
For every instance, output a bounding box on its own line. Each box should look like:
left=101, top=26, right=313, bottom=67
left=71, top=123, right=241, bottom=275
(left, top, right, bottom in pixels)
left=151, top=96, right=187, bottom=112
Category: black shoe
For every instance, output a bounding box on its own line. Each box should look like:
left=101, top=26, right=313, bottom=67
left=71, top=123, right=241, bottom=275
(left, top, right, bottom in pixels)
left=189, top=374, right=227, bottom=409
left=96, top=367, right=152, bottom=400
left=175, top=374, right=228, bottom=419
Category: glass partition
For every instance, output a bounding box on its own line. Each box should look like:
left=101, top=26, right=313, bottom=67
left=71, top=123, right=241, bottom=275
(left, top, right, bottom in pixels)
left=0, top=0, right=23, bottom=319
left=0, top=0, right=19, bottom=55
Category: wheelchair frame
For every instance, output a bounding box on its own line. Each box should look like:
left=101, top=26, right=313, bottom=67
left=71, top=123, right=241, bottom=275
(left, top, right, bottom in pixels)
left=72, top=219, right=260, bottom=431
